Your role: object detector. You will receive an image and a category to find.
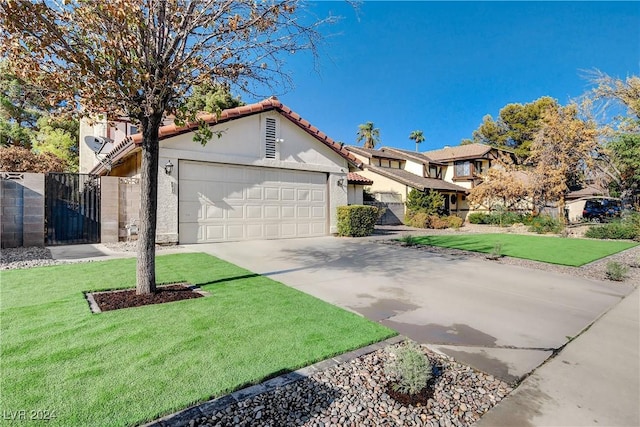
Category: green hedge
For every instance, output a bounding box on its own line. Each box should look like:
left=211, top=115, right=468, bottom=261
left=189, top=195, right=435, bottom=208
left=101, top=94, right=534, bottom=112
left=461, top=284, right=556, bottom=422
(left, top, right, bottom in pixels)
left=585, top=220, right=639, bottom=240
left=337, top=205, right=380, bottom=237
left=467, top=211, right=562, bottom=234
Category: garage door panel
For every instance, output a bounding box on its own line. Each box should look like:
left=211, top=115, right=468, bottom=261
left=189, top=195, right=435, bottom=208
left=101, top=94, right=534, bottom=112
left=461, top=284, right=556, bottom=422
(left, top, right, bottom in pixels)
left=227, top=205, right=244, bottom=219
left=297, top=206, right=310, bottom=218
left=264, top=187, right=280, bottom=200
left=246, top=186, right=262, bottom=200
left=265, top=205, right=279, bottom=219
left=297, top=223, right=310, bottom=235
left=265, top=224, right=280, bottom=238
left=281, top=188, right=295, bottom=201
left=205, top=205, right=224, bottom=220
left=246, top=224, right=263, bottom=238
left=282, top=206, right=295, bottom=219
left=246, top=205, right=263, bottom=219
left=205, top=225, right=225, bottom=240
left=179, top=161, right=327, bottom=243
left=227, top=225, right=244, bottom=239
left=312, top=189, right=325, bottom=202
left=312, top=206, right=325, bottom=218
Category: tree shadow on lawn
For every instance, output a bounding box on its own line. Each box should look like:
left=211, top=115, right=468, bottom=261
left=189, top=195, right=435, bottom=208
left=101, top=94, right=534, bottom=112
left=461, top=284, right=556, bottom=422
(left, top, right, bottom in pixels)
left=194, top=273, right=261, bottom=287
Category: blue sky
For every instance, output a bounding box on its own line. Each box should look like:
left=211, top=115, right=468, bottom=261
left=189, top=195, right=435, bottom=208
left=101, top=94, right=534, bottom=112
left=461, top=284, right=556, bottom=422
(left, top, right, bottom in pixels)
left=245, top=1, right=639, bottom=152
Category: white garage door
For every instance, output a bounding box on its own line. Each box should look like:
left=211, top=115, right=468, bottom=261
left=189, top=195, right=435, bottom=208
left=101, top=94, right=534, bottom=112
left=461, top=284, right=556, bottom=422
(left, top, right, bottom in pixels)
left=179, top=161, right=328, bottom=243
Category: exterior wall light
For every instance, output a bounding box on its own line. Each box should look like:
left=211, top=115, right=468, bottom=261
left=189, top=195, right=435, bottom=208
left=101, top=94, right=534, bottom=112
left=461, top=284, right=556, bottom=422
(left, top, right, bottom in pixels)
left=337, top=178, right=345, bottom=187
left=164, top=160, right=174, bottom=175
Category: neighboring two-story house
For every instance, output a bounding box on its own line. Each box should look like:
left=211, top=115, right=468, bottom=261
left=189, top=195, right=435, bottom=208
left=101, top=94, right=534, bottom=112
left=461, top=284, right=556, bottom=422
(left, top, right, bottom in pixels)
left=346, top=143, right=513, bottom=219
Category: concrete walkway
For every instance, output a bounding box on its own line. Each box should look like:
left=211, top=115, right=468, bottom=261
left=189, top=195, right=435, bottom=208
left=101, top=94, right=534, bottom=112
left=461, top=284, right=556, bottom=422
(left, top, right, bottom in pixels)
left=476, top=286, right=640, bottom=427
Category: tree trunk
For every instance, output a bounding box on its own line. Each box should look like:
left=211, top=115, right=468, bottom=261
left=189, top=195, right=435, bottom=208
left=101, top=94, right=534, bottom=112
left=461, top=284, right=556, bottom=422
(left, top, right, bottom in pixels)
left=557, top=195, right=566, bottom=225
left=136, top=114, right=163, bottom=295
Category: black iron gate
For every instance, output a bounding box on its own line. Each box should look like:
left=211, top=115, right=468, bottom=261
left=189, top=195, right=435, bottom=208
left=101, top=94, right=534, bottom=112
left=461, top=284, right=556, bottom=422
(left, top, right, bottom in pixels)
left=45, top=173, right=101, bottom=245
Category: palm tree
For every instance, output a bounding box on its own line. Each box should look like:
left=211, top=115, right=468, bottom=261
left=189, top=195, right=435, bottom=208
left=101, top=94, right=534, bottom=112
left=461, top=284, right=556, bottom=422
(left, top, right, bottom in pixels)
left=409, top=130, right=425, bottom=152
left=357, top=122, right=380, bottom=149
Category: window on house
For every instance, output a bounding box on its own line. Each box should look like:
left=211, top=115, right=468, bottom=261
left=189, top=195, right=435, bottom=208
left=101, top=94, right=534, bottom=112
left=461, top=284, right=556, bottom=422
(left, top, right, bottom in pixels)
left=265, top=117, right=276, bottom=159
left=428, top=165, right=441, bottom=179
left=455, top=161, right=471, bottom=177
left=474, top=160, right=485, bottom=175
left=129, top=125, right=138, bottom=135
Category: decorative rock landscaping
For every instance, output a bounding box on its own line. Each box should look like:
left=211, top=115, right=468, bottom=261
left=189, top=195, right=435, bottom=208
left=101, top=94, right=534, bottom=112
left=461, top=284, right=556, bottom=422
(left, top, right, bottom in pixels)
left=151, top=342, right=512, bottom=427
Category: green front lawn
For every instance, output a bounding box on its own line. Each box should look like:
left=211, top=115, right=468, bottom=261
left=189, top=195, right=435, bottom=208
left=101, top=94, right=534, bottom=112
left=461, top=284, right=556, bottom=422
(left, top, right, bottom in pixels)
left=406, top=234, right=637, bottom=266
left=0, top=253, right=395, bottom=427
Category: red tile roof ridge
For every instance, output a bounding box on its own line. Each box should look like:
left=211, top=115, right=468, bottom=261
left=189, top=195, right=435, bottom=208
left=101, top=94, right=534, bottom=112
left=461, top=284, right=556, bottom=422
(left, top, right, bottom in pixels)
left=91, top=98, right=361, bottom=174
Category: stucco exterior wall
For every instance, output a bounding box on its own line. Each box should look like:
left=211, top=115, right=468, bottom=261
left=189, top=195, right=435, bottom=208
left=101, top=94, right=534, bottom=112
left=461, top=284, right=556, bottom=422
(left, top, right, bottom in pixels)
left=79, top=117, right=109, bottom=174
left=404, top=160, right=424, bottom=177
left=357, top=169, right=410, bottom=202
left=347, top=184, right=364, bottom=205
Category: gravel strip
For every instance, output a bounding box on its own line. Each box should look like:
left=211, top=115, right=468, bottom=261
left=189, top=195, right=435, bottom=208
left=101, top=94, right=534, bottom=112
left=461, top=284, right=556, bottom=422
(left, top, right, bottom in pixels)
left=171, top=343, right=512, bottom=427
left=0, top=242, right=179, bottom=270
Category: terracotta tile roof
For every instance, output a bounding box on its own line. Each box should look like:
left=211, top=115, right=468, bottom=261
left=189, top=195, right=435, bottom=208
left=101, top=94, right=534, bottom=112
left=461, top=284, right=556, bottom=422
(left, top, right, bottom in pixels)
left=365, top=165, right=468, bottom=193
left=423, top=143, right=499, bottom=162
left=91, top=97, right=362, bottom=174
left=345, top=145, right=408, bottom=161
left=347, top=172, right=374, bottom=185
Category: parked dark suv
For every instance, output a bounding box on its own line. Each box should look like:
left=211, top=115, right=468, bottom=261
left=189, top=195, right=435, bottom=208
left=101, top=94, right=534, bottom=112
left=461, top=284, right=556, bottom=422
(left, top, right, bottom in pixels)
left=582, top=199, right=622, bottom=222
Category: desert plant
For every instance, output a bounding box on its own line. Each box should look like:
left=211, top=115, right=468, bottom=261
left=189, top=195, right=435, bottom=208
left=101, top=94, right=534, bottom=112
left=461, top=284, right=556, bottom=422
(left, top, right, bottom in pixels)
left=398, top=235, right=418, bottom=246
left=385, top=342, right=433, bottom=395
left=487, top=241, right=503, bottom=260
left=605, top=261, right=629, bottom=281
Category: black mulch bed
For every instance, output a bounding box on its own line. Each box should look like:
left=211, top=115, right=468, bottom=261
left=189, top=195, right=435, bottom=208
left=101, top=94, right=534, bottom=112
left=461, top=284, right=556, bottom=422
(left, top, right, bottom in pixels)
left=89, top=284, right=203, bottom=312
left=386, top=379, right=436, bottom=406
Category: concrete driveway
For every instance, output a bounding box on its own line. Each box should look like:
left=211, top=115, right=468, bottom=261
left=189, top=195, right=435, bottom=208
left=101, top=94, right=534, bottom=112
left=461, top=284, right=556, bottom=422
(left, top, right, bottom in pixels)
left=186, top=235, right=635, bottom=384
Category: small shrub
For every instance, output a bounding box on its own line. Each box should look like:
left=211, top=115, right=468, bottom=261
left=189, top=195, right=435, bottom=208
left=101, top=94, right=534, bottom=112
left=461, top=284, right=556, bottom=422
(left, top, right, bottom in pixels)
left=446, top=215, right=464, bottom=229
left=405, top=211, right=430, bottom=228
left=468, top=212, right=490, bottom=224
left=527, top=215, right=563, bottom=234
left=337, top=205, right=379, bottom=237
left=428, top=215, right=449, bottom=229
left=385, top=342, right=433, bottom=396
left=398, top=235, right=418, bottom=246
left=487, top=241, right=503, bottom=260
left=606, top=261, right=629, bottom=281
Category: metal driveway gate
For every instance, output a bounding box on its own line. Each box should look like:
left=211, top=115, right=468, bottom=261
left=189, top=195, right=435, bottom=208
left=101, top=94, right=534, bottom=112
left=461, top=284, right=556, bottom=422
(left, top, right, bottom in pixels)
left=45, top=173, right=101, bottom=245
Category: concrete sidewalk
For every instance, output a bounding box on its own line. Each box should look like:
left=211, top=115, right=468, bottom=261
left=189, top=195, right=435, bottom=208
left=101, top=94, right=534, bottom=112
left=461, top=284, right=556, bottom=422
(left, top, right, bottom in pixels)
left=476, top=286, right=640, bottom=427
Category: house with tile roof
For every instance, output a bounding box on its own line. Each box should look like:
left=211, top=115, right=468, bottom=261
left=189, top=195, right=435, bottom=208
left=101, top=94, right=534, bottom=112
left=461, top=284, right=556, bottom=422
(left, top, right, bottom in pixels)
left=79, top=97, right=372, bottom=243
left=345, top=143, right=515, bottom=219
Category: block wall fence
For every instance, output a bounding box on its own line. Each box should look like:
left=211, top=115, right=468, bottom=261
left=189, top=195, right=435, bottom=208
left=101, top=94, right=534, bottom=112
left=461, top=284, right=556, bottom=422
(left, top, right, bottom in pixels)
left=0, top=173, right=140, bottom=248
